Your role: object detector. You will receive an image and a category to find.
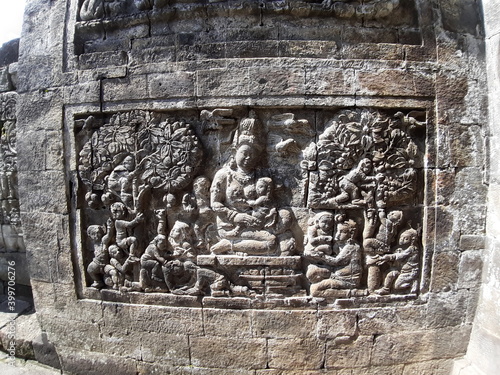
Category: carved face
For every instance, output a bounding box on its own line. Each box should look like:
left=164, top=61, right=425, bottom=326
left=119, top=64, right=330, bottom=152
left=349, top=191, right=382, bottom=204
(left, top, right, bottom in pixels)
left=317, top=215, right=334, bottom=232
left=387, top=210, right=403, bottom=224
left=256, top=178, right=271, bottom=196
left=87, top=225, right=104, bottom=241
left=360, top=159, right=372, bottom=174
left=335, top=224, right=351, bottom=241
left=123, top=155, right=135, bottom=171
left=110, top=203, right=126, bottom=219
left=155, top=235, right=168, bottom=251
left=235, top=144, right=257, bottom=172
left=399, top=230, right=416, bottom=246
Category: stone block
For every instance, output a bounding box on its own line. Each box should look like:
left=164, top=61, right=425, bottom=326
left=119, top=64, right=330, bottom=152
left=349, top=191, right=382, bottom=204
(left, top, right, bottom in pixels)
left=0, top=67, right=12, bottom=93
left=357, top=306, right=427, bottom=335
left=279, top=40, right=339, bottom=59
left=425, top=290, right=469, bottom=329
left=305, top=67, right=355, bottom=96
left=226, top=41, right=280, bottom=59
left=267, top=338, right=324, bottom=370
left=16, top=89, right=64, bottom=132
left=457, top=251, right=483, bottom=289
left=325, top=335, right=372, bottom=368
left=248, top=67, right=306, bottom=96
left=370, top=326, right=471, bottom=366
left=460, top=234, right=486, bottom=250
left=356, top=70, right=434, bottom=97
left=130, top=46, right=176, bottom=66
left=437, top=124, right=486, bottom=168
left=190, top=336, right=267, bottom=369
left=429, top=250, right=460, bottom=292
left=316, top=310, right=357, bottom=340
left=32, top=331, right=62, bottom=370
left=103, top=304, right=205, bottom=336
left=18, top=171, right=68, bottom=214
left=203, top=308, right=253, bottom=338
left=21, top=213, right=72, bottom=283
left=402, top=359, right=454, bottom=375
left=102, top=75, right=148, bottom=102
left=16, top=56, right=61, bottom=92
left=148, top=72, right=195, bottom=98
left=197, top=68, right=250, bottom=97
left=457, top=205, right=487, bottom=236
left=58, top=347, right=138, bottom=375
left=252, top=310, right=317, bottom=339
left=350, top=365, right=405, bottom=375
left=78, top=51, right=128, bottom=70
left=63, top=81, right=101, bottom=104
left=342, top=44, right=404, bottom=61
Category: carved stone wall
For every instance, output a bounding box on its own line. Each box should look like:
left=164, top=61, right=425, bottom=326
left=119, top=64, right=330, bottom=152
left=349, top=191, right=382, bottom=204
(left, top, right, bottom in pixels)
left=16, top=0, right=487, bottom=373
left=0, top=40, right=28, bottom=289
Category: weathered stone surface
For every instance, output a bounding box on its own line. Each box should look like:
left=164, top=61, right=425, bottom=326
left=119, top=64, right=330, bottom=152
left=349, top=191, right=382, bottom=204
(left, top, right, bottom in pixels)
left=268, top=338, right=324, bottom=370
left=370, top=326, right=471, bottom=366
left=8, top=0, right=495, bottom=373
left=190, top=336, right=267, bottom=369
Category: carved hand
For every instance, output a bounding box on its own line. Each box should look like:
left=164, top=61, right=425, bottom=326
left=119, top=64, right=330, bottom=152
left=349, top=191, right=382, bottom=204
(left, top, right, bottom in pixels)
left=234, top=213, right=259, bottom=226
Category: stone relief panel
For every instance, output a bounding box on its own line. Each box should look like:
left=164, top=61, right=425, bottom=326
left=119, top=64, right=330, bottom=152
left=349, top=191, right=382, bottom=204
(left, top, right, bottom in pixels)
left=75, top=107, right=426, bottom=305
left=0, top=94, right=24, bottom=254
left=73, top=0, right=420, bottom=60
left=78, top=0, right=403, bottom=21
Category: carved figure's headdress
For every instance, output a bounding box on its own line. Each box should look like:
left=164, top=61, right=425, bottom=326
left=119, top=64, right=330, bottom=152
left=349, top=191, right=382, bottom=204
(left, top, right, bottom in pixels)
left=233, top=110, right=263, bottom=151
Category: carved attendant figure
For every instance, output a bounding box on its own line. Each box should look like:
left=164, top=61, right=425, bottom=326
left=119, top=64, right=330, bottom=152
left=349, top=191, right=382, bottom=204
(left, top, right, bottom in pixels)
left=306, top=218, right=362, bottom=296
left=375, top=228, right=420, bottom=295
left=139, top=234, right=169, bottom=292
left=86, top=224, right=109, bottom=288
left=364, top=209, right=403, bottom=292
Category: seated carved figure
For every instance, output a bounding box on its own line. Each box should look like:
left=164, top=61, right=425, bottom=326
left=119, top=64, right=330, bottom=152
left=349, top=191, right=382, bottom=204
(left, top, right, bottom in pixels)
left=363, top=209, right=403, bottom=292
left=139, top=234, right=169, bottom=292
left=210, top=115, right=295, bottom=256
left=306, top=218, right=362, bottom=297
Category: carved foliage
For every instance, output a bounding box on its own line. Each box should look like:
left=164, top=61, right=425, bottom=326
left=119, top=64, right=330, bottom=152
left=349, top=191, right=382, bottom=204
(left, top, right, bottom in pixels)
left=0, top=94, right=24, bottom=252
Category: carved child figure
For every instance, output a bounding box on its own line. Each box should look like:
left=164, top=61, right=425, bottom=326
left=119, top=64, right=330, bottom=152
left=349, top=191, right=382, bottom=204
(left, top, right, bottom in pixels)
left=140, top=234, right=170, bottom=292
left=103, top=154, right=136, bottom=209
left=110, top=202, right=144, bottom=260
left=375, top=228, right=420, bottom=295
left=86, top=224, right=109, bottom=288
left=304, top=211, right=335, bottom=257
left=226, top=177, right=277, bottom=237
left=168, top=220, right=197, bottom=260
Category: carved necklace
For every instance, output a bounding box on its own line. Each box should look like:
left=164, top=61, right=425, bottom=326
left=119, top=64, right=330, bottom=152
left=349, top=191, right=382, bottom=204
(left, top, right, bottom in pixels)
left=231, top=168, right=255, bottom=185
